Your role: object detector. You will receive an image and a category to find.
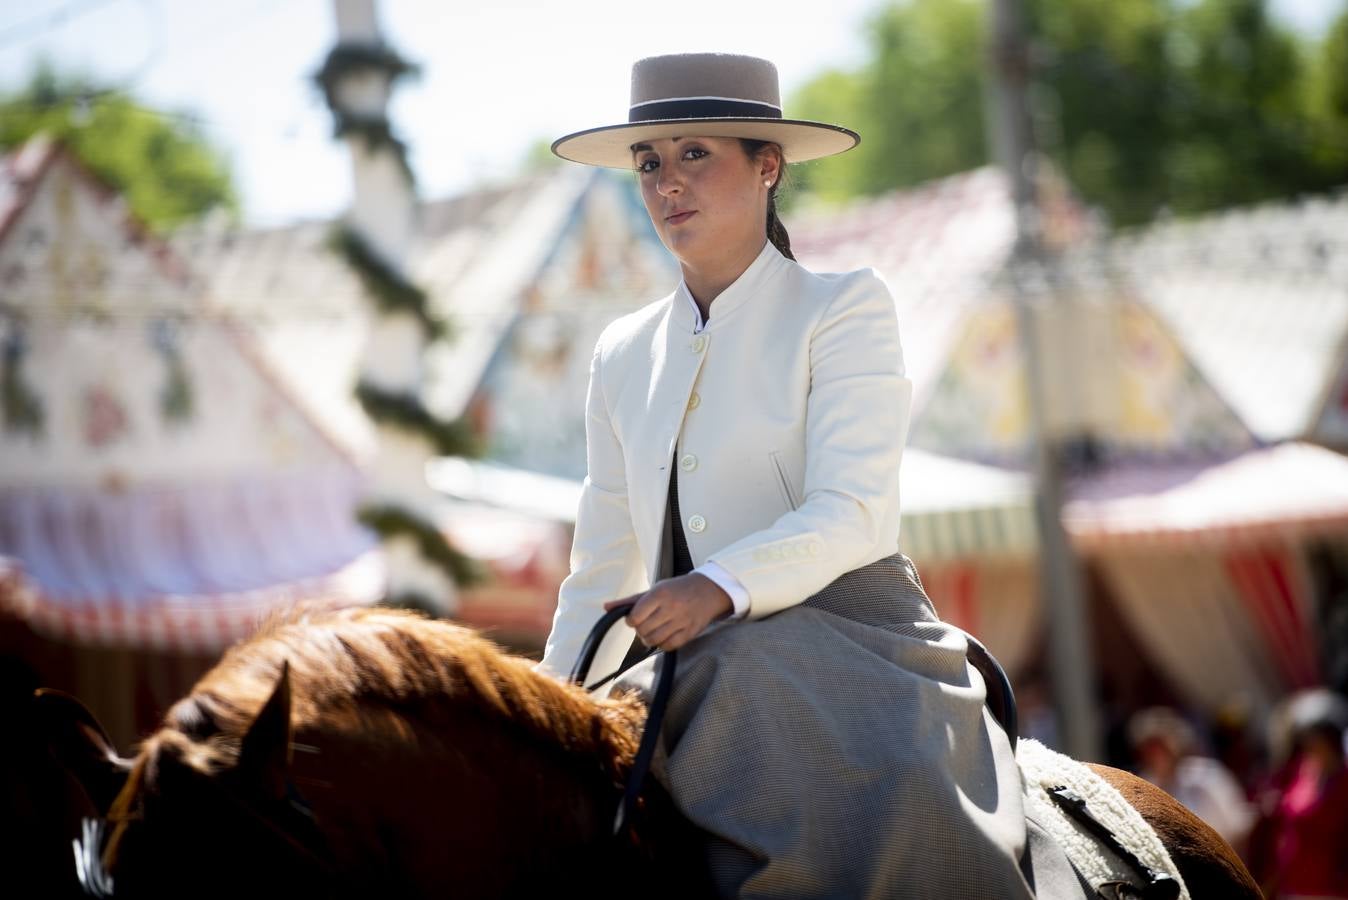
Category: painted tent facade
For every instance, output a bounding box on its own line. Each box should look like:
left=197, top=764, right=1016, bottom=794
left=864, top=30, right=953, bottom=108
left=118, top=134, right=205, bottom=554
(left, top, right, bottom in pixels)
left=420, top=167, right=676, bottom=480
left=792, top=167, right=1348, bottom=715
left=0, top=138, right=384, bottom=646
left=1109, top=189, right=1348, bottom=448
left=0, top=138, right=384, bottom=745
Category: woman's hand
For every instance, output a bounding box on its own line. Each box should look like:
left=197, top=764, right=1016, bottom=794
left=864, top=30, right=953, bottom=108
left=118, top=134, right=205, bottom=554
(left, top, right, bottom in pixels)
left=603, top=573, right=733, bottom=652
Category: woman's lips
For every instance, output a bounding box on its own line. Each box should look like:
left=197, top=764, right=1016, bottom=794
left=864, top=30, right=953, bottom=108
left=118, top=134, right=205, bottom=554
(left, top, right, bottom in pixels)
left=666, top=210, right=697, bottom=225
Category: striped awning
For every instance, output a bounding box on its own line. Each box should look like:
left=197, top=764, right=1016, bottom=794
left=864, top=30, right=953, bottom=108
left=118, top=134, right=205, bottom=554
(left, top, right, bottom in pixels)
left=0, top=551, right=384, bottom=653
left=1064, top=442, right=1348, bottom=550
left=1093, top=539, right=1325, bottom=712
left=900, top=442, right=1348, bottom=560
left=0, top=467, right=385, bottom=651
left=898, top=449, right=1037, bottom=562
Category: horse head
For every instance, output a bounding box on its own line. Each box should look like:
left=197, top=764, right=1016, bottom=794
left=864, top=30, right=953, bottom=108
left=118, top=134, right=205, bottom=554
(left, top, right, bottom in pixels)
left=38, top=662, right=338, bottom=898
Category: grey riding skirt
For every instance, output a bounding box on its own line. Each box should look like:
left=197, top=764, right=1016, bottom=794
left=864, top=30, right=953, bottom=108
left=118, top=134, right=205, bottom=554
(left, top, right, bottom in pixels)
left=615, top=552, right=1035, bottom=900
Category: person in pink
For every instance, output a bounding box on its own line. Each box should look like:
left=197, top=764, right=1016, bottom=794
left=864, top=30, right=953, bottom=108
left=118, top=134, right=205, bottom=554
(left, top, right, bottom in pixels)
left=1250, top=690, right=1348, bottom=899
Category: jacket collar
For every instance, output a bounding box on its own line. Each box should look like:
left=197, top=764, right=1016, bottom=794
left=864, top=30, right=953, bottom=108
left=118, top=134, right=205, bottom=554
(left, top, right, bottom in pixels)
left=670, top=239, right=787, bottom=333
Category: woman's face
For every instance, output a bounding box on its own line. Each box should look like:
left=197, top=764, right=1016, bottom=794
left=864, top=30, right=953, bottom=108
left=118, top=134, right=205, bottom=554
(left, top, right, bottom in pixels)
left=632, top=135, right=777, bottom=268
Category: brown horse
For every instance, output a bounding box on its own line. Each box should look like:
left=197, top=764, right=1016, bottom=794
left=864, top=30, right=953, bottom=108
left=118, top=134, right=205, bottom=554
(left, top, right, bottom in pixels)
left=36, top=606, right=1257, bottom=898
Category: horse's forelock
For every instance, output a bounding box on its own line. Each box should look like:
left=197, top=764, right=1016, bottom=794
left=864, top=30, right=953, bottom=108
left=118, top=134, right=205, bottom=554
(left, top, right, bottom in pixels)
left=168, top=695, right=221, bottom=742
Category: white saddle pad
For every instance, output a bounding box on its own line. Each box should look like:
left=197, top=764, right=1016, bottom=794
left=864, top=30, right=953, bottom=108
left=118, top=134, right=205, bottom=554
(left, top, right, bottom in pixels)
left=1016, top=738, right=1191, bottom=900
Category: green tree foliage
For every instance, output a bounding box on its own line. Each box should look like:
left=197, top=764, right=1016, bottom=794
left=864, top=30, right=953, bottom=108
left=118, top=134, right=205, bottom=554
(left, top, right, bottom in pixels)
left=789, top=0, right=1348, bottom=225
left=792, top=0, right=985, bottom=202
left=0, top=65, right=237, bottom=232
left=1029, top=0, right=1176, bottom=224
left=1328, top=7, right=1348, bottom=118
left=1157, top=0, right=1338, bottom=216
left=1307, top=5, right=1348, bottom=174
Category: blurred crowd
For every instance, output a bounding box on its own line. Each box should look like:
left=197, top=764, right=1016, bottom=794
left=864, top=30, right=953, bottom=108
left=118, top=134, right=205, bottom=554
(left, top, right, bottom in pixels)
left=1121, top=690, right=1348, bottom=898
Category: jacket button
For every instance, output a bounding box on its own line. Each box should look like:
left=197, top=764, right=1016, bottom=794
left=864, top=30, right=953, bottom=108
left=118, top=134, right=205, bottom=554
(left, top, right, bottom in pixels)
left=691, top=335, right=707, bottom=353
left=679, top=453, right=698, bottom=472
left=687, top=514, right=706, bottom=533
left=687, top=392, right=700, bottom=410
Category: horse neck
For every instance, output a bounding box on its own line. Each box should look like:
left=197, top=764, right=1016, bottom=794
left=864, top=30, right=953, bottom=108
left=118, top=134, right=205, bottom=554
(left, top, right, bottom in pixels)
left=290, top=699, right=665, bottom=896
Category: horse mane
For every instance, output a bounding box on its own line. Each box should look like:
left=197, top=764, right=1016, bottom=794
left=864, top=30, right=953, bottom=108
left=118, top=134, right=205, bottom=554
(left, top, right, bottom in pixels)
left=137, top=605, right=644, bottom=787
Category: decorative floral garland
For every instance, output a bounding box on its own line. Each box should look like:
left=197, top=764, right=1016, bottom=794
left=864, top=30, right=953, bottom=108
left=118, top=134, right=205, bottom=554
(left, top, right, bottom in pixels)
left=332, top=117, right=416, bottom=187
left=2, top=324, right=44, bottom=436
left=319, top=37, right=482, bottom=602
left=327, top=226, right=446, bottom=340
left=354, top=380, right=480, bottom=457
left=152, top=318, right=194, bottom=424
left=356, top=503, right=484, bottom=586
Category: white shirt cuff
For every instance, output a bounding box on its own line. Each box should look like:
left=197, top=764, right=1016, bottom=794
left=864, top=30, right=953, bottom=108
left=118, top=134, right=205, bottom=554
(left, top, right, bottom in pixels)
left=695, top=560, right=749, bottom=620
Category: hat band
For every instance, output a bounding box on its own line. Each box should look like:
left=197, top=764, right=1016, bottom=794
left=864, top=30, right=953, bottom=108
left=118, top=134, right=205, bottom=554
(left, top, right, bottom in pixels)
left=628, top=95, right=783, bottom=123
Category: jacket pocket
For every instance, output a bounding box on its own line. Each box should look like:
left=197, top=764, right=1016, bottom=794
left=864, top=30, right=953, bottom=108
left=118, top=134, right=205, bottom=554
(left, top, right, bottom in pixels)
left=769, top=450, right=800, bottom=511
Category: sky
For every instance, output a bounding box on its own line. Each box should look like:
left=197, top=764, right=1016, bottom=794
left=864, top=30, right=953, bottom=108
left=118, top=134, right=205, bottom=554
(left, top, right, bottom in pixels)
left=1, top=0, right=1342, bottom=228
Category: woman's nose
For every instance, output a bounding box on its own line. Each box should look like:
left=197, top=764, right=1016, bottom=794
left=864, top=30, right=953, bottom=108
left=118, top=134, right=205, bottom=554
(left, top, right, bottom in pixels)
left=656, top=166, right=682, bottom=196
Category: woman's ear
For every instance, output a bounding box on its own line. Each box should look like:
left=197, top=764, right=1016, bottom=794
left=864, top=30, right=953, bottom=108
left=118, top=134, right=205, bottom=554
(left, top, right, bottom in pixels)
left=760, top=146, right=783, bottom=188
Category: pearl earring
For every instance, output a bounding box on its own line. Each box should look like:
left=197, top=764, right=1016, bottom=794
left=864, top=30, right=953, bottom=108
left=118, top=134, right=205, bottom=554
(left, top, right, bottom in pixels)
left=764, top=180, right=773, bottom=188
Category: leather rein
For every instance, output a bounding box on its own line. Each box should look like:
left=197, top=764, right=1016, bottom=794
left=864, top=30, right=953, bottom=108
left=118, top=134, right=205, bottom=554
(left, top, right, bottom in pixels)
left=568, top=600, right=677, bottom=840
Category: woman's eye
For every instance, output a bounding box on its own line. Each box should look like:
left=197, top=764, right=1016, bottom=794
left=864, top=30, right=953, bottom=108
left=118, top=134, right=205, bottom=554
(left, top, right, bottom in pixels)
left=635, top=147, right=704, bottom=173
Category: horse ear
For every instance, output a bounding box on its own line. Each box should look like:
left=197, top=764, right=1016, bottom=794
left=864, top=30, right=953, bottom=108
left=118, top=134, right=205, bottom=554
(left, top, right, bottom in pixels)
left=236, top=661, right=292, bottom=800
left=32, top=688, right=132, bottom=814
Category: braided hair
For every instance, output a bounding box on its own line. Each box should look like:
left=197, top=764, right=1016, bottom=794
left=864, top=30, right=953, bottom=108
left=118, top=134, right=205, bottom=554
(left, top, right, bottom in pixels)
left=738, top=139, right=794, bottom=261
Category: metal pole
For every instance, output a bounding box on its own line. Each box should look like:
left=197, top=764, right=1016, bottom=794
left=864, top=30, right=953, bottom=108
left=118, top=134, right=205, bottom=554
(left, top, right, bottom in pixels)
left=985, top=0, right=1102, bottom=761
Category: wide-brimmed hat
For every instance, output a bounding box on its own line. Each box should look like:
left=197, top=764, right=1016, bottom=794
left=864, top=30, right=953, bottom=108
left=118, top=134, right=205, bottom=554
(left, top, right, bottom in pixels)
left=551, top=53, right=860, bottom=169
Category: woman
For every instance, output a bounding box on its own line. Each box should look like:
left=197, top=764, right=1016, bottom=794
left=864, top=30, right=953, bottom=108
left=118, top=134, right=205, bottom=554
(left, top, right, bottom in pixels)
left=1248, top=690, right=1348, bottom=898
left=540, top=53, right=1033, bottom=898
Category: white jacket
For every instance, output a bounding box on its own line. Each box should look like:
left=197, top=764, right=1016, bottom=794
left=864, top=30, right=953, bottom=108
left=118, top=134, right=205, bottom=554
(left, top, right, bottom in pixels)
left=540, top=240, right=913, bottom=682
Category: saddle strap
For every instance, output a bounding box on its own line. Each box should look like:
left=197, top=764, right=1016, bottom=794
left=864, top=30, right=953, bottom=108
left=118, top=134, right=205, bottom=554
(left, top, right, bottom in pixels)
left=1047, top=787, right=1180, bottom=900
